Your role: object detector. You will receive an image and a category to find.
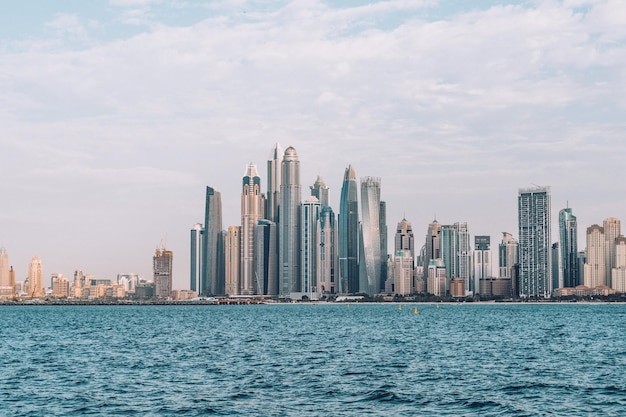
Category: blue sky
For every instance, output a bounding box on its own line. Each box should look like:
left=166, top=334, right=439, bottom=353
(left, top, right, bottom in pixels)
left=1, top=0, right=625, bottom=289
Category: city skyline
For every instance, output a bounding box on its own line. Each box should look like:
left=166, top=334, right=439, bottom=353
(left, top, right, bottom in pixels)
left=1, top=1, right=625, bottom=289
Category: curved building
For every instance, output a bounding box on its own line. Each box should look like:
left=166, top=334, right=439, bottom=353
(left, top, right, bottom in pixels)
left=360, top=176, right=382, bottom=296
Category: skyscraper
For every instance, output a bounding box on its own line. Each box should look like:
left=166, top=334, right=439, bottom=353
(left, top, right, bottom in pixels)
left=254, top=220, right=278, bottom=296
left=379, top=201, right=388, bottom=291
left=301, top=196, right=321, bottom=298
left=279, top=146, right=301, bottom=298
left=338, top=165, right=359, bottom=294
left=474, top=235, right=492, bottom=294
left=153, top=247, right=173, bottom=298
left=28, top=255, right=44, bottom=298
left=393, top=250, right=413, bottom=296
left=439, top=222, right=471, bottom=295
left=558, top=208, right=578, bottom=288
left=241, top=164, right=262, bottom=295
left=310, top=175, right=329, bottom=207
left=202, top=186, right=223, bottom=296
left=0, top=247, right=11, bottom=298
left=499, top=232, right=518, bottom=280
left=360, top=177, right=382, bottom=296
left=603, top=217, right=621, bottom=287
left=584, top=224, right=605, bottom=288
left=395, top=218, right=415, bottom=257
left=423, top=220, right=441, bottom=281
left=190, top=223, right=203, bottom=292
left=224, top=226, right=241, bottom=296
left=266, top=143, right=283, bottom=223
left=518, top=186, right=552, bottom=298
left=318, top=206, right=337, bottom=295
left=612, top=236, right=626, bottom=292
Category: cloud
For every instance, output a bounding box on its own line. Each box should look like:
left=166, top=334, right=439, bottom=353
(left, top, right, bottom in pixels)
left=2, top=0, right=626, bottom=287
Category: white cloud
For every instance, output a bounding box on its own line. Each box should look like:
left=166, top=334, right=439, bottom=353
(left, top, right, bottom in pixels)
left=2, top=0, right=626, bottom=288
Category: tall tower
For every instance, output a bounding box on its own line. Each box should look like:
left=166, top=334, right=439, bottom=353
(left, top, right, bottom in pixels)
left=379, top=201, right=388, bottom=291
left=190, top=223, right=203, bottom=292
left=266, top=143, right=283, bottom=223
left=558, top=208, right=578, bottom=288
left=28, top=256, right=44, bottom=298
left=310, top=175, right=329, bottom=207
left=254, top=220, right=278, bottom=296
left=424, top=220, right=442, bottom=280
left=153, top=247, right=173, bottom=298
left=499, top=232, right=518, bottom=279
left=395, top=218, right=415, bottom=257
left=279, top=146, right=301, bottom=297
left=301, top=196, right=321, bottom=298
left=474, top=236, right=492, bottom=294
left=338, top=165, right=359, bottom=294
left=241, top=164, right=262, bottom=295
left=360, top=177, right=382, bottom=296
left=202, top=186, right=223, bottom=296
left=0, top=247, right=10, bottom=297
left=224, top=226, right=241, bottom=296
left=318, top=206, right=337, bottom=295
left=518, top=186, right=552, bottom=298
left=584, top=224, right=606, bottom=288
left=603, top=217, right=621, bottom=287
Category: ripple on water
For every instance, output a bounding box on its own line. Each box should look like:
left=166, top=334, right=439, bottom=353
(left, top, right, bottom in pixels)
left=1, top=304, right=626, bottom=416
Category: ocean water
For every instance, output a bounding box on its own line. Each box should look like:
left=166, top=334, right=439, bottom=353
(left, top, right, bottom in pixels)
left=1, top=303, right=626, bottom=416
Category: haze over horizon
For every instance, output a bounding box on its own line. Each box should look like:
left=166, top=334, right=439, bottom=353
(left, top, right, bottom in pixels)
left=1, top=0, right=625, bottom=290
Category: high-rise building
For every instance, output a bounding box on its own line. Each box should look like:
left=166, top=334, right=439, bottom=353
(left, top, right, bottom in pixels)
left=558, top=208, right=579, bottom=288
left=52, top=273, right=70, bottom=298
left=190, top=223, right=203, bottom=293
left=423, top=220, right=441, bottom=281
left=318, top=206, right=337, bottom=295
left=202, top=186, right=223, bottom=296
left=612, top=236, right=626, bottom=292
left=301, top=196, right=321, bottom=298
left=279, top=146, right=301, bottom=298
left=393, top=250, right=413, bottom=296
left=499, top=232, right=518, bottom=280
left=241, top=164, right=263, bottom=295
left=266, top=143, right=283, bottom=223
left=518, top=186, right=552, bottom=298
left=584, top=224, right=606, bottom=288
left=0, top=247, right=11, bottom=298
left=255, top=220, right=278, bottom=296
left=603, top=217, right=621, bottom=287
left=379, top=201, right=388, bottom=291
left=395, top=218, right=415, bottom=257
left=28, top=256, right=44, bottom=298
left=153, top=247, right=173, bottom=298
left=310, top=175, right=329, bottom=207
left=427, top=258, right=447, bottom=296
left=360, top=177, right=382, bottom=296
left=439, top=222, right=471, bottom=295
left=474, top=236, right=492, bottom=294
left=224, top=226, right=241, bottom=296
left=338, top=165, right=359, bottom=294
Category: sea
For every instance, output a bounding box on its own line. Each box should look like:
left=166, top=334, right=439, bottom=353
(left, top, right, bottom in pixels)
left=1, top=303, right=625, bottom=416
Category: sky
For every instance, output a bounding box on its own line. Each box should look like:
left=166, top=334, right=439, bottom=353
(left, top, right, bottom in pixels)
left=1, top=0, right=625, bottom=290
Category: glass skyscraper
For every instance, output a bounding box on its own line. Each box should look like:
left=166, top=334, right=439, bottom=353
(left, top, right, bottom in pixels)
left=338, top=165, right=359, bottom=294
left=360, top=176, right=382, bottom=296
left=518, top=186, right=551, bottom=298
left=202, top=186, right=223, bottom=296
left=558, top=208, right=578, bottom=288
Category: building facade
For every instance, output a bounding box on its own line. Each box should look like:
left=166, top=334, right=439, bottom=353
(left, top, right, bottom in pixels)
left=279, top=146, right=301, bottom=297
left=241, top=164, right=263, bottom=295
left=153, top=248, right=173, bottom=298
left=338, top=165, right=359, bottom=294
left=558, top=208, right=578, bottom=288
left=518, top=186, right=552, bottom=298
left=360, top=177, right=382, bottom=296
